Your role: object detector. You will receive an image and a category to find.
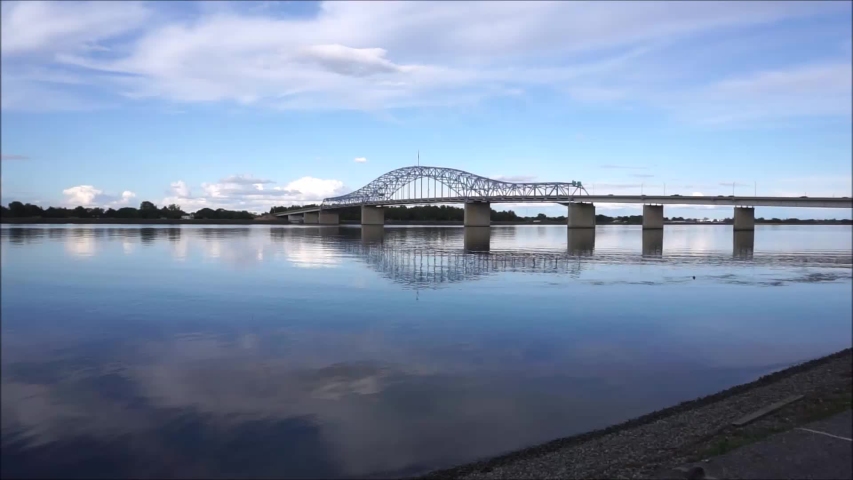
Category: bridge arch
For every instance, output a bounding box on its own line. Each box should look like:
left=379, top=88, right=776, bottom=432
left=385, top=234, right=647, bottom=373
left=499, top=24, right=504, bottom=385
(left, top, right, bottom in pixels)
left=321, top=166, right=588, bottom=207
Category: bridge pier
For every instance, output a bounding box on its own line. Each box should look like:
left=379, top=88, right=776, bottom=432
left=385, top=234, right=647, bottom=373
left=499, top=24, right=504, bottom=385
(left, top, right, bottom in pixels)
left=463, top=227, right=491, bottom=252
left=361, top=206, right=385, bottom=225
left=464, top=202, right=491, bottom=227
left=733, top=207, right=755, bottom=231
left=567, top=229, right=595, bottom=256
left=303, top=212, right=319, bottom=224
left=642, top=229, right=664, bottom=257
left=319, top=211, right=339, bottom=225
left=567, top=202, right=596, bottom=228
left=287, top=214, right=303, bottom=223
left=642, top=205, right=664, bottom=229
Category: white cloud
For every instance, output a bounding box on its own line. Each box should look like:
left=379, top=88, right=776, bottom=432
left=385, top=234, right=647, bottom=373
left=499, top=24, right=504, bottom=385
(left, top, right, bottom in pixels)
left=219, top=174, right=275, bottom=185
left=160, top=174, right=348, bottom=212
left=354, top=157, right=368, bottom=163
left=0, top=74, right=116, bottom=112
left=0, top=1, right=150, bottom=56
left=1, top=0, right=847, bottom=125
left=300, top=44, right=404, bottom=77
left=169, top=181, right=191, bottom=198
left=62, top=185, right=137, bottom=207
left=62, top=185, right=101, bottom=206
left=670, top=62, right=853, bottom=125
left=492, top=175, right=537, bottom=183
left=282, top=176, right=346, bottom=199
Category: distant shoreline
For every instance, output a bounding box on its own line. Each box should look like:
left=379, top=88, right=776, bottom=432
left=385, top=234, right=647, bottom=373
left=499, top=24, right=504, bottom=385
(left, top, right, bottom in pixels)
left=1, top=218, right=850, bottom=226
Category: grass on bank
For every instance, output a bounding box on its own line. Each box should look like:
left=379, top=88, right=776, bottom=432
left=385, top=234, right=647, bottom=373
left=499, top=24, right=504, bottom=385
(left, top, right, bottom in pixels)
left=697, top=386, right=852, bottom=459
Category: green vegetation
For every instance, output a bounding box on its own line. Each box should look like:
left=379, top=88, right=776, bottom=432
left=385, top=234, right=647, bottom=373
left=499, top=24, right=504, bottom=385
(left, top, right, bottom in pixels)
left=704, top=427, right=790, bottom=457
left=269, top=204, right=319, bottom=214
left=3, top=200, right=850, bottom=224
left=698, top=390, right=851, bottom=460
left=270, top=205, right=538, bottom=222
left=754, top=217, right=852, bottom=224
left=1, top=201, right=253, bottom=220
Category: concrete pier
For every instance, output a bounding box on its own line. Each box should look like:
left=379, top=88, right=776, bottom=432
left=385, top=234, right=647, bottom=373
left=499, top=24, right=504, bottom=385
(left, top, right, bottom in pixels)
left=361, top=225, right=385, bottom=244
left=733, top=207, right=755, bottom=231
left=642, top=205, right=664, bottom=230
left=361, top=206, right=385, bottom=225
left=318, top=211, right=339, bottom=225
left=642, top=229, right=664, bottom=257
left=303, top=212, right=319, bottom=224
left=287, top=214, right=303, bottom=224
left=463, top=227, right=491, bottom=252
left=567, top=203, right=596, bottom=228
left=464, top=202, right=491, bottom=227
left=567, top=229, right=595, bottom=256
left=733, top=231, right=755, bottom=259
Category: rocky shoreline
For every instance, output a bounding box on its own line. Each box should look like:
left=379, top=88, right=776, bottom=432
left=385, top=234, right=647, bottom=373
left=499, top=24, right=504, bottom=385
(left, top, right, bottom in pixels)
left=423, top=348, right=852, bottom=479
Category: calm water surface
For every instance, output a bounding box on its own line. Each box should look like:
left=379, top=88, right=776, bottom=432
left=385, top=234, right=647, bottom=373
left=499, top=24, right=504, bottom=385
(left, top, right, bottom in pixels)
left=2, top=224, right=851, bottom=478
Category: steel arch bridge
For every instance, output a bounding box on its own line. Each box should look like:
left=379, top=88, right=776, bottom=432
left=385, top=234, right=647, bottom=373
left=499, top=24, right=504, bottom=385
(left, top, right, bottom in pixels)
left=321, top=166, right=588, bottom=208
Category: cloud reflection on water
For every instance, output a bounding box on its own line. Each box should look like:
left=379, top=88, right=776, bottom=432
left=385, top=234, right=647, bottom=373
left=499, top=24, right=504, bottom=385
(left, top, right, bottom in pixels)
left=1, top=224, right=851, bottom=478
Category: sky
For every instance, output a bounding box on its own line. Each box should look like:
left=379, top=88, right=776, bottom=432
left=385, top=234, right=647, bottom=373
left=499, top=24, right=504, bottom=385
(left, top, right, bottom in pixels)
left=1, top=0, right=851, bottom=219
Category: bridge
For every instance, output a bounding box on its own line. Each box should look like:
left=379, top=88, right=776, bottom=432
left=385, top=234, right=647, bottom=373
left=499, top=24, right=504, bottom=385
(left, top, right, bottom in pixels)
left=276, top=166, right=852, bottom=231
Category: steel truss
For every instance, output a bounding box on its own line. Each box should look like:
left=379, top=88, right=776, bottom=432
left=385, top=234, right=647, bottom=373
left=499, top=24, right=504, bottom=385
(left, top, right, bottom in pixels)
left=322, top=166, right=588, bottom=207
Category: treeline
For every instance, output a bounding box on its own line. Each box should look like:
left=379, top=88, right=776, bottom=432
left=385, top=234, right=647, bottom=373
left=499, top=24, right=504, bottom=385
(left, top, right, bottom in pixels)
left=270, top=204, right=319, bottom=214
left=7, top=200, right=848, bottom=224
left=1, top=201, right=254, bottom=220
left=755, top=217, right=851, bottom=224
left=270, top=204, right=523, bottom=222
left=193, top=208, right=254, bottom=220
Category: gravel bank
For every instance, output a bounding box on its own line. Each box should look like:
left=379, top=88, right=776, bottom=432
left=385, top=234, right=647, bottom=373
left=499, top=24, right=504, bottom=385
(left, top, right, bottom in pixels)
left=423, top=349, right=852, bottom=480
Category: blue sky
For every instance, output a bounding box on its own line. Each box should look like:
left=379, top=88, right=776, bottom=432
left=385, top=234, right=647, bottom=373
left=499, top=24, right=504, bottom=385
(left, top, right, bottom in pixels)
left=1, top=1, right=851, bottom=218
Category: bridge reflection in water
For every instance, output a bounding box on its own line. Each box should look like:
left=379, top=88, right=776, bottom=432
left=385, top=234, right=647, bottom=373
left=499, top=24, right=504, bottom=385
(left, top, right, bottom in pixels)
left=342, top=227, right=587, bottom=289
left=642, top=230, right=664, bottom=257
left=260, top=224, right=774, bottom=289
left=5, top=225, right=844, bottom=290
left=361, top=225, right=386, bottom=245
left=567, top=229, right=595, bottom=256
left=734, top=231, right=755, bottom=260
left=463, top=227, right=490, bottom=252
left=350, top=226, right=754, bottom=261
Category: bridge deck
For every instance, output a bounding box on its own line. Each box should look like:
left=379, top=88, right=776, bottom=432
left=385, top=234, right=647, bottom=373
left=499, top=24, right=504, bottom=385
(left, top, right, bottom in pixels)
left=275, top=195, right=851, bottom=215
left=564, top=195, right=851, bottom=208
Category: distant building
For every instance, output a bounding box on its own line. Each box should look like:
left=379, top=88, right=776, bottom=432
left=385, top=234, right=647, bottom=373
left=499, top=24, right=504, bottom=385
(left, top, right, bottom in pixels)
left=181, top=214, right=193, bottom=220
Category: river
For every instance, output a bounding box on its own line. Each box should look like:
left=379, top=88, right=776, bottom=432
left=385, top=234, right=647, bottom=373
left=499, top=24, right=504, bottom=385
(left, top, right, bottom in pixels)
left=1, top=224, right=851, bottom=478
